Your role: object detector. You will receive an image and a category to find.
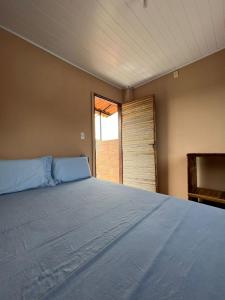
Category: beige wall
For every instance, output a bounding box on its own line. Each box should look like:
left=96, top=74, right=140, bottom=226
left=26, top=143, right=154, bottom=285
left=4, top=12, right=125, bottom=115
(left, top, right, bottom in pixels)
left=0, top=28, right=122, bottom=171
left=1, top=27, right=224, bottom=199
left=134, top=49, right=225, bottom=199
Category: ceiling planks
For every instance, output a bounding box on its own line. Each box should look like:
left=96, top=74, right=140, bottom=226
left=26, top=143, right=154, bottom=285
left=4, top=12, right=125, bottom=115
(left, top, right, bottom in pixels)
left=0, top=0, right=224, bottom=88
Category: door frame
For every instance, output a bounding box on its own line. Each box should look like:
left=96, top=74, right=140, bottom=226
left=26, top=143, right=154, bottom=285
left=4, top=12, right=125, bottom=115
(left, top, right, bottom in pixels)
left=91, top=93, right=123, bottom=183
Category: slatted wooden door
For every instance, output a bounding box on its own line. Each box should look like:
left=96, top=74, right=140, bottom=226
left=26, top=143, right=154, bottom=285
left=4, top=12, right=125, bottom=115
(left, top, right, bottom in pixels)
left=122, top=96, right=157, bottom=192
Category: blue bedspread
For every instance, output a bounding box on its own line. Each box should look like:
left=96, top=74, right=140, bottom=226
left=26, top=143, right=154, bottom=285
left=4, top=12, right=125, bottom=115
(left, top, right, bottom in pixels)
left=0, top=178, right=225, bottom=300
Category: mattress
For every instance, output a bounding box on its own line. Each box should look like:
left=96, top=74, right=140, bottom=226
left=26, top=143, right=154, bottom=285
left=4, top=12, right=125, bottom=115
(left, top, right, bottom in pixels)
left=0, top=178, right=225, bottom=300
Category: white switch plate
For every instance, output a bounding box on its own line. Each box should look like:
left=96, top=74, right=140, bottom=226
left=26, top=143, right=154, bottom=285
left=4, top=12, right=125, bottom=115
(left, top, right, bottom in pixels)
left=80, top=132, right=85, bottom=140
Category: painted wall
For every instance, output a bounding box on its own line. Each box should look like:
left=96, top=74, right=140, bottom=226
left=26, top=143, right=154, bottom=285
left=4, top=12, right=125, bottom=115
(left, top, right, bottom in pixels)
left=134, top=49, right=225, bottom=199
left=1, top=27, right=224, bottom=199
left=0, top=28, right=122, bottom=171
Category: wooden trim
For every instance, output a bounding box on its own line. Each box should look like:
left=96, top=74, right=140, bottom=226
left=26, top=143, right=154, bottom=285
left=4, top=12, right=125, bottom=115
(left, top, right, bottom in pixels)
left=91, top=92, right=96, bottom=177
left=187, top=153, right=225, bottom=157
left=152, top=96, right=158, bottom=192
left=188, top=187, right=225, bottom=204
left=188, top=193, right=225, bottom=205
left=118, top=104, right=123, bottom=184
left=187, top=155, right=197, bottom=201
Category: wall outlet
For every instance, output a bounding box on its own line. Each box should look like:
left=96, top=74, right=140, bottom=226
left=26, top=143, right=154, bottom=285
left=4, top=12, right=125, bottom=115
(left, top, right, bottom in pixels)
left=80, top=132, right=85, bottom=140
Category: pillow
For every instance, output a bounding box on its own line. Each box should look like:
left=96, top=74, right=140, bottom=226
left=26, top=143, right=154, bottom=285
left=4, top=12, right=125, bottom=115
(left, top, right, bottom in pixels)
left=52, top=156, right=91, bottom=184
left=0, top=156, right=54, bottom=195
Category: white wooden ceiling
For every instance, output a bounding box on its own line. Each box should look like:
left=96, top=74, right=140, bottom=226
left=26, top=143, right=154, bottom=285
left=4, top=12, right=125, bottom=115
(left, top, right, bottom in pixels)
left=0, top=0, right=225, bottom=88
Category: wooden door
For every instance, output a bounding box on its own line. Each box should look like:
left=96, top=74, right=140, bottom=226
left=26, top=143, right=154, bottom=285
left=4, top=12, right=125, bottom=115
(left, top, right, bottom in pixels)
left=122, top=96, right=157, bottom=192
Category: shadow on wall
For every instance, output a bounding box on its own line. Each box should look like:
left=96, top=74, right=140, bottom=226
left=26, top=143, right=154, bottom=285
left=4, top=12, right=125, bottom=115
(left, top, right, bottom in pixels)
left=154, top=82, right=169, bottom=195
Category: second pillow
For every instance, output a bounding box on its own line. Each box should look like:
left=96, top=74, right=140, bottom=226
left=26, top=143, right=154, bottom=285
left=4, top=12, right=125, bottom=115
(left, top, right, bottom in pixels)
left=52, top=156, right=91, bottom=184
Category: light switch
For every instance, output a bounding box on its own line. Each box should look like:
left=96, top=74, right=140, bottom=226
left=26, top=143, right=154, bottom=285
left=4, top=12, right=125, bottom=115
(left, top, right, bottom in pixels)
left=80, top=132, right=85, bottom=140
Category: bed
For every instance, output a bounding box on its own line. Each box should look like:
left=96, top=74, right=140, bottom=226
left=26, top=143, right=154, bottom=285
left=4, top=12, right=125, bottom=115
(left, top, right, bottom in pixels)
left=1, top=177, right=225, bottom=300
